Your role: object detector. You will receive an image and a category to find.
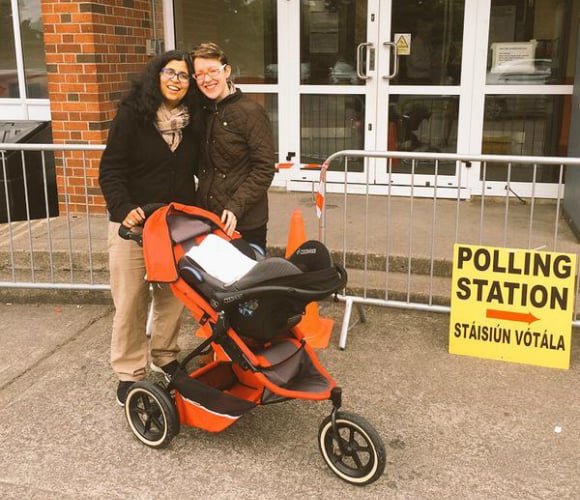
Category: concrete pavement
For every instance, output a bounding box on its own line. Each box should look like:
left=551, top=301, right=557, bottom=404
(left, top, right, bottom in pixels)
left=1, top=301, right=579, bottom=499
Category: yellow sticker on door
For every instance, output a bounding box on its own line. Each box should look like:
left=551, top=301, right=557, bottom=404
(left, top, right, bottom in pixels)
left=449, top=244, right=577, bottom=369
left=394, top=34, right=411, bottom=56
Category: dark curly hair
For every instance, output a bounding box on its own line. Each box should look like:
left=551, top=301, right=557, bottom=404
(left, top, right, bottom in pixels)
left=122, top=50, right=198, bottom=125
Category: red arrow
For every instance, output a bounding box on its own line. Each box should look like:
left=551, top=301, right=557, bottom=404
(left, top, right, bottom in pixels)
left=486, top=309, right=539, bottom=324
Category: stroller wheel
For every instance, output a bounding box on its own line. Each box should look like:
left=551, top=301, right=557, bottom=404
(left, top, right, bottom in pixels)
left=124, top=381, right=179, bottom=449
left=318, top=411, right=386, bottom=486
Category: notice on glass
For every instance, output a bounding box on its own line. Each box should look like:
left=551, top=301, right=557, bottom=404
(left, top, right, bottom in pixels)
left=490, top=41, right=537, bottom=73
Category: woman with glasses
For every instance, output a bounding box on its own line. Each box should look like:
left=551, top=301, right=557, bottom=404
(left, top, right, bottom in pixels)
left=98, top=50, right=200, bottom=406
left=191, top=42, right=275, bottom=251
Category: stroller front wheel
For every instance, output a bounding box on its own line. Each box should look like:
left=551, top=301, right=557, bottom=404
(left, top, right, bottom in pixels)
left=318, top=411, right=386, bottom=486
left=124, top=381, right=179, bottom=448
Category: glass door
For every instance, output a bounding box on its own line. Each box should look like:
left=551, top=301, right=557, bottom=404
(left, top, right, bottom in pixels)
left=374, top=0, right=469, bottom=195
left=294, top=0, right=370, bottom=186
left=291, top=0, right=472, bottom=196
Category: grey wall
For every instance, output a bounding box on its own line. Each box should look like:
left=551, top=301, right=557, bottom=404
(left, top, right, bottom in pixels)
left=563, top=27, right=580, bottom=241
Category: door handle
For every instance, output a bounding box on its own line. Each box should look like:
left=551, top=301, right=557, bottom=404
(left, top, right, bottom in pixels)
left=356, top=42, right=374, bottom=79
left=382, top=41, right=399, bottom=80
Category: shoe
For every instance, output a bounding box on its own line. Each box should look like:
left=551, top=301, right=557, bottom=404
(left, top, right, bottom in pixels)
left=116, top=381, right=134, bottom=407
left=150, top=360, right=180, bottom=381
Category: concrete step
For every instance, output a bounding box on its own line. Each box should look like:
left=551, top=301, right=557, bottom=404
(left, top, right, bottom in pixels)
left=1, top=243, right=455, bottom=276
left=0, top=245, right=454, bottom=307
left=344, top=267, right=451, bottom=307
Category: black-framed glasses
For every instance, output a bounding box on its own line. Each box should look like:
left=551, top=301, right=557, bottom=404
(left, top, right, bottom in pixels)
left=160, top=67, right=190, bottom=84
left=193, top=64, right=227, bottom=82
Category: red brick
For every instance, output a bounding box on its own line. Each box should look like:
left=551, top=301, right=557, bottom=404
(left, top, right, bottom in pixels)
left=42, top=0, right=156, bottom=214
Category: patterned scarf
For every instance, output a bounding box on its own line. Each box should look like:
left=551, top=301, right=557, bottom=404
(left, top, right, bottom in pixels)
left=155, top=103, right=190, bottom=152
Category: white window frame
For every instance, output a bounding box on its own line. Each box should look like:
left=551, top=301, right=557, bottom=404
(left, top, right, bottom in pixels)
left=0, top=0, right=51, bottom=121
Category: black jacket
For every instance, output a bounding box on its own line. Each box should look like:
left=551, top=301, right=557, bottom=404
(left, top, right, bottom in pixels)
left=197, top=89, right=275, bottom=231
left=98, top=103, right=198, bottom=222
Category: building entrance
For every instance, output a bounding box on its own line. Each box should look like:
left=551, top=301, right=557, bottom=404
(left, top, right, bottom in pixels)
left=170, top=0, right=577, bottom=199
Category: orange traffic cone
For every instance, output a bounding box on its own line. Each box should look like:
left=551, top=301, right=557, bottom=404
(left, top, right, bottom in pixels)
left=285, top=209, right=307, bottom=258
left=294, top=302, right=334, bottom=349
left=285, top=209, right=334, bottom=349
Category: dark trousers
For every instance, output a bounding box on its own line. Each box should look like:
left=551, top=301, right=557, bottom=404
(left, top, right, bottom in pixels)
left=239, top=224, right=267, bottom=253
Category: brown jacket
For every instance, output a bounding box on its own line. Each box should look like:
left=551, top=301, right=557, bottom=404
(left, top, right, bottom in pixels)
left=197, top=89, right=275, bottom=231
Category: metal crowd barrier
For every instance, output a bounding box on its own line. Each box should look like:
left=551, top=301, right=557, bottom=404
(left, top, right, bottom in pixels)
left=2, top=143, right=580, bottom=349
left=316, top=150, right=580, bottom=348
left=0, top=143, right=108, bottom=292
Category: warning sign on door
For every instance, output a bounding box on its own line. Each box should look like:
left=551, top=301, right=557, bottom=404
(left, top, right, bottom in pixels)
left=449, top=244, right=577, bottom=369
left=394, top=33, right=411, bottom=56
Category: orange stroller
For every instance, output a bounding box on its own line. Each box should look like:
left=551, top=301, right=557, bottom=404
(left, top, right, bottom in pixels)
left=119, top=203, right=385, bottom=486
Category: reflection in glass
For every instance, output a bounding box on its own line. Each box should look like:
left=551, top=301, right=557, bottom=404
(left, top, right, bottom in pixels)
left=482, top=95, right=565, bottom=182
left=174, top=0, right=277, bottom=84
left=300, top=0, right=366, bottom=86
left=0, top=0, right=19, bottom=97
left=387, top=95, right=459, bottom=175
left=389, top=95, right=459, bottom=153
left=486, top=0, right=578, bottom=85
left=301, top=95, right=364, bottom=170
left=18, top=0, right=48, bottom=98
left=392, top=0, right=465, bottom=85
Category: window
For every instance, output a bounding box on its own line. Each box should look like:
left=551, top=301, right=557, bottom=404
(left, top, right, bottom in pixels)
left=0, top=0, right=19, bottom=97
left=173, top=0, right=277, bottom=84
left=0, top=0, right=48, bottom=99
left=482, top=0, right=578, bottom=184
left=486, top=0, right=577, bottom=86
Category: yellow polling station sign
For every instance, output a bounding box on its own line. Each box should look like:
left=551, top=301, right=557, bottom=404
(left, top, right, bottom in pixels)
left=449, top=244, right=577, bottom=369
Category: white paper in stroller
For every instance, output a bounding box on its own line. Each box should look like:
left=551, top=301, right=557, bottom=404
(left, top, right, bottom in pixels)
left=184, top=234, right=257, bottom=284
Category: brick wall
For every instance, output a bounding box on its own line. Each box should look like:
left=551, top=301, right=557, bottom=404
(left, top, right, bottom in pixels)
left=40, top=0, right=156, bottom=214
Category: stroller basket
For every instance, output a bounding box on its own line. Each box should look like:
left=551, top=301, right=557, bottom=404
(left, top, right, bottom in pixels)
left=172, top=363, right=256, bottom=432
left=173, top=336, right=332, bottom=432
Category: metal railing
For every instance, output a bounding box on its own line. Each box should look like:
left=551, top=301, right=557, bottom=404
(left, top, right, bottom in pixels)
left=317, top=150, right=580, bottom=348
left=2, top=143, right=580, bottom=348
left=0, top=143, right=108, bottom=291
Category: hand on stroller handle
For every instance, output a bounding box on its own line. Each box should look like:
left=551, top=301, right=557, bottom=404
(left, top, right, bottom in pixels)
left=118, top=202, right=167, bottom=246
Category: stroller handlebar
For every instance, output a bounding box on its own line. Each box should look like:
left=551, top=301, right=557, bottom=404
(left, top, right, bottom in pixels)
left=117, top=203, right=167, bottom=246
left=118, top=225, right=143, bottom=246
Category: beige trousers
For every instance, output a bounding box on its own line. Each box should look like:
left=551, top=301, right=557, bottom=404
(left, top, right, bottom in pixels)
left=108, top=222, right=183, bottom=381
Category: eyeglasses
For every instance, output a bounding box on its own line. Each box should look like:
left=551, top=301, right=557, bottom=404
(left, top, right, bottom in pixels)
left=160, top=67, right=190, bottom=84
left=193, top=64, right=227, bottom=82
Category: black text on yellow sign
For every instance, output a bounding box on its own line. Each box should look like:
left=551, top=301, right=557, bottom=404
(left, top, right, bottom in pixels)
left=449, top=244, right=577, bottom=369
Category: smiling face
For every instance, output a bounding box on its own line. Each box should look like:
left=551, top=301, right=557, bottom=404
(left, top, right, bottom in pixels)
left=159, top=59, right=190, bottom=109
left=193, top=57, right=231, bottom=102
